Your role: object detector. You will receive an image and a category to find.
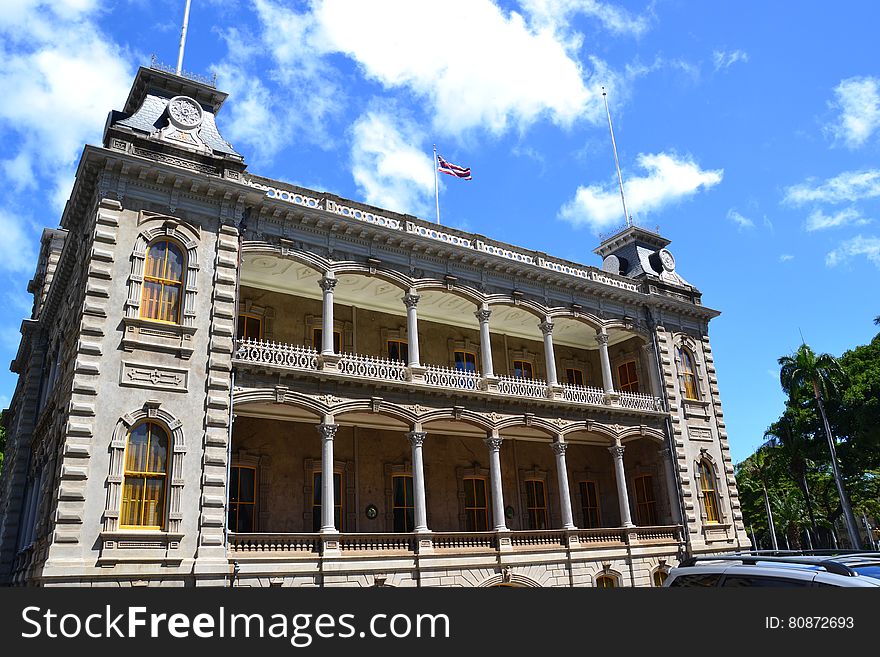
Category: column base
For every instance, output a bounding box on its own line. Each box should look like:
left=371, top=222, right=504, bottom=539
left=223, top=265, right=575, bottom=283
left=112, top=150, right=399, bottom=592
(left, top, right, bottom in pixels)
left=407, top=365, right=426, bottom=383
left=481, top=376, right=499, bottom=393
left=319, top=354, right=340, bottom=371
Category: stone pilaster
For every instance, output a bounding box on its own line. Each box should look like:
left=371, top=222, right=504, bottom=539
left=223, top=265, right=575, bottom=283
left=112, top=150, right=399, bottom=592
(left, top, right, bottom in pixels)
left=193, top=222, right=238, bottom=581
left=43, top=199, right=121, bottom=570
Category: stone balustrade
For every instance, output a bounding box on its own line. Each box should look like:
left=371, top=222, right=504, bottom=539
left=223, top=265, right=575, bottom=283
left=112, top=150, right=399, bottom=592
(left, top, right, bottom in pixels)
left=233, top=338, right=665, bottom=414
left=497, top=375, right=549, bottom=399
left=228, top=526, right=682, bottom=559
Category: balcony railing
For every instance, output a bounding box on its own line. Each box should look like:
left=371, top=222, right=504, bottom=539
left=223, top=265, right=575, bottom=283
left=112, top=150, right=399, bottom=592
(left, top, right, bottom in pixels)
left=235, top=338, right=319, bottom=371
left=228, top=526, right=683, bottom=559
left=617, top=390, right=664, bottom=412
left=561, top=383, right=606, bottom=405
left=233, top=338, right=665, bottom=414
left=336, top=352, right=408, bottom=382
left=497, top=375, right=548, bottom=399
left=424, top=364, right=480, bottom=390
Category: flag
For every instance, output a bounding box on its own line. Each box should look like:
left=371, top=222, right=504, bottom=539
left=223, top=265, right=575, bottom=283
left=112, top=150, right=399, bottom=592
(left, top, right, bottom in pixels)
left=437, top=154, right=472, bottom=180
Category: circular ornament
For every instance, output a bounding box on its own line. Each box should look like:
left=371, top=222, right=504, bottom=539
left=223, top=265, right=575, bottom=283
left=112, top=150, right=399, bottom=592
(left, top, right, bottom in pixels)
left=167, top=96, right=203, bottom=129
left=504, top=505, right=515, bottom=519
left=365, top=504, right=378, bottom=520
left=658, top=248, right=676, bottom=272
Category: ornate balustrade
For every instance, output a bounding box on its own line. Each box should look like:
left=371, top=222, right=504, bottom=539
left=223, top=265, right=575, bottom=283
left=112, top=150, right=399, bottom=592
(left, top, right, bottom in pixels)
left=233, top=338, right=665, bottom=415
left=336, top=352, right=408, bottom=382
left=228, top=527, right=682, bottom=559
left=228, top=533, right=319, bottom=554
left=561, top=383, right=606, bottom=405
left=432, top=532, right=497, bottom=551
left=497, top=375, right=548, bottom=399
left=424, top=364, right=480, bottom=390
left=234, top=338, right=319, bottom=371
left=617, top=390, right=664, bottom=412
left=339, top=533, right=415, bottom=552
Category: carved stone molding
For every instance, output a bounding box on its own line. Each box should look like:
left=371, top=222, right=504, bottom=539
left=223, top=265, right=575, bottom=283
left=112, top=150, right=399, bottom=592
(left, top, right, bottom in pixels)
left=317, top=423, right=339, bottom=441
left=405, top=431, right=427, bottom=448
left=484, top=437, right=503, bottom=452
left=120, top=361, right=188, bottom=393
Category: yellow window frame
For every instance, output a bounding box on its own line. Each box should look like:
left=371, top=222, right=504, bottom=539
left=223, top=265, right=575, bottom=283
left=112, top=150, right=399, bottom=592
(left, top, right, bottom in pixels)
left=120, top=422, right=168, bottom=530
left=140, top=239, right=185, bottom=324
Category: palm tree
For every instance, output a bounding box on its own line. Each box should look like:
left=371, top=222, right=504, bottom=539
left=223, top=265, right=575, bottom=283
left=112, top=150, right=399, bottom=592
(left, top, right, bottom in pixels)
left=764, top=416, right=820, bottom=545
left=741, top=446, right=780, bottom=551
left=778, top=344, right=861, bottom=548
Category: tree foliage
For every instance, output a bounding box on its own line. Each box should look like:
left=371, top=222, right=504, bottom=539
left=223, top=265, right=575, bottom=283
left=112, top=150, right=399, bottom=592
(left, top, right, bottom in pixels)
left=736, top=332, right=880, bottom=549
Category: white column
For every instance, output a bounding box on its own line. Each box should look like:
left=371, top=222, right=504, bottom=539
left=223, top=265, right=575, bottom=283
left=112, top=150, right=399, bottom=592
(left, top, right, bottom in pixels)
left=317, top=421, right=339, bottom=533
left=403, top=291, right=421, bottom=368
left=660, top=447, right=682, bottom=525
left=475, top=306, right=494, bottom=377
left=596, top=328, right=614, bottom=393
left=609, top=440, right=634, bottom=527
left=540, top=319, right=558, bottom=387
left=406, top=430, right=429, bottom=532
left=485, top=431, right=507, bottom=531
left=552, top=438, right=576, bottom=529
left=642, top=342, right=662, bottom=397
left=319, top=275, right=337, bottom=355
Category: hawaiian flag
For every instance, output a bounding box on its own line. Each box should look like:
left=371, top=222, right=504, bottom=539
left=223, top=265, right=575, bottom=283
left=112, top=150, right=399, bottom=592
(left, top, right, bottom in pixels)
left=437, top=154, right=472, bottom=180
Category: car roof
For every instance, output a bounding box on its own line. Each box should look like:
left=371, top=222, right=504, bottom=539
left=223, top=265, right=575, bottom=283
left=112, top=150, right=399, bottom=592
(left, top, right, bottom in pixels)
left=665, top=552, right=880, bottom=587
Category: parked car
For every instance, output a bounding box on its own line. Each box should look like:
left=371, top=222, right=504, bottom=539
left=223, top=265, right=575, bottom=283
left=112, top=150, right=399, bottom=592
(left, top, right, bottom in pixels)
left=663, top=552, right=880, bottom=587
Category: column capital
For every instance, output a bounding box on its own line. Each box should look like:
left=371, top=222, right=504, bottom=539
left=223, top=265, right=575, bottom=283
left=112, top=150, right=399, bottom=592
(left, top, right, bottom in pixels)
left=405, top=431, right=427, bottom=447
left=539, top=320, right=554, bottom=336
left=595, top=330, right=609, bottom=346
left=484, top=436, right=503, bottom=452
left=403, top=293, right=421, bottom=309
left=551, top=441, right=568, bottom=456
left=317, top=423, right=338, bottom=440
left=475, top=308, right=492, bottom=323
left=608, top=444, right=626, bottom=459
left=318, top=277, right=337, bottom=292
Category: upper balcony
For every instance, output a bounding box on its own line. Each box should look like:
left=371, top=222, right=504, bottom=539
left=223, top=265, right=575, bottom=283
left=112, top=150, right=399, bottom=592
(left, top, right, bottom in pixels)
left=233, top=251, right=665, bottom=417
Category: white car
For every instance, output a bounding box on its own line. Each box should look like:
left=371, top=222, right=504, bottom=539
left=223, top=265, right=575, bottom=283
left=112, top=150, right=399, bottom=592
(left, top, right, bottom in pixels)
left=663, top=553, right=880, bottom=587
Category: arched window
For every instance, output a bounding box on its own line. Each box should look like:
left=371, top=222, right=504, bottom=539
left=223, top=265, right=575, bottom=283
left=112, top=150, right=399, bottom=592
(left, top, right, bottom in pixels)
left=678, top=347, right=699, bottom=400
left=121, top=422, right=169, bottom=529
left=595, top=574, right=617, bottom=588
left=699, top=460, right=721, bottom=524
left=141, top=239, right=185, bottom=323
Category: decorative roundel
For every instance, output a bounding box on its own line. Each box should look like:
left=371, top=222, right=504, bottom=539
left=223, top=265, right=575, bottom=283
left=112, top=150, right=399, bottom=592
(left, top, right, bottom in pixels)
left=167, top=96, right=203, bottom=129
left=365, top=504, right=378, bottom=520
left=658, top=248, right=676, bottom=272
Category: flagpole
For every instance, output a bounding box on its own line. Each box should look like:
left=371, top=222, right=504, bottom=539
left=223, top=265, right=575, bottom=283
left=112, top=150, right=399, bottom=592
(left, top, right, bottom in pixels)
left=602, top=87, right=631, bottom=228
left=176, top=0, right=192, bottom=75
left=433, top=144, right=441, bottom=225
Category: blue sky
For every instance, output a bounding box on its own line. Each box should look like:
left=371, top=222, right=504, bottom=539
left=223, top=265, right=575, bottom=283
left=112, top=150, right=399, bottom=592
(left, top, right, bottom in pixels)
left=1, top=1, right=878, bottom=464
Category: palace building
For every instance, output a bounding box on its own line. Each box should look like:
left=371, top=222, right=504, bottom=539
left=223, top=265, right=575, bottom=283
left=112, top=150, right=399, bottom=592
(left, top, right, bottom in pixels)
left=0, top=65, right=749, bottom=587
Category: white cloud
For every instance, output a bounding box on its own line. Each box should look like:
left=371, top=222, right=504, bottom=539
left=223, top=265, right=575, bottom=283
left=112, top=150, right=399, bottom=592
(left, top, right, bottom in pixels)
left=805, top=207, right=871, bottom=232
left=727, top=209, right=754, bottom=230
left=306, top=0, right=602, bottom=136
left=712, top=49, right=749, bottom=71
left=0, top=1, right=133, bottom=209
left=784, top=169, right=880, bottom=205
left=350, top=111, right=435, bottom=217
left=779, top=254, right=794, bottom=262
left=827, top=76, right=880, bottom=149
left=558, top=152, right=722, bottom=231
left=826, top=235, right=880, bottom=268
left=0, top=210, right=37, bottom=273
left=520, top=0, right=652, bottom=37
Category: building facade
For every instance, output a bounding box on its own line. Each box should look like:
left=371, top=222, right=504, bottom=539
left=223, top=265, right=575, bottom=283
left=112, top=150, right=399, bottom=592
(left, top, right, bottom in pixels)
left=0, top=66, right=749, bottom=588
